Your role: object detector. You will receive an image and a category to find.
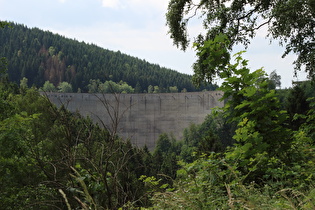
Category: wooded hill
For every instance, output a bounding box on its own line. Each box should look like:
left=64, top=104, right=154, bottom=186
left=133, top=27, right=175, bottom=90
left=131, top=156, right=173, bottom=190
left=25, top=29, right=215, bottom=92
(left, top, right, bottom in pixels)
left=0, top=22, right=216, bottom=93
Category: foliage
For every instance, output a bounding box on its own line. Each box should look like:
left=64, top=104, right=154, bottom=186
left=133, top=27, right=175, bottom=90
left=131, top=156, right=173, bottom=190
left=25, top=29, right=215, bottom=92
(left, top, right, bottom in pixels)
left=286, top=84, right=310, bottom=130
left=149, top=51, right=315, bottom=209
left=0, top=21, right=9, bottom=28
left=57, top=81, right=73, bottom=93
left=0, top=57, right=8, bottom=79
left=295, top=97, right=315, bottom=141
left=19, top=77, right=28, bottom=90
left=0, top=89, right=62, bottom=209
left=166, top=0, right=315, bottom=77
left=151, top=154, right=315, bottom=209
left=299, top=81, right=315, bottom=99
left=41, top=80, right=57, bottom=92
left=152, top=134, right=181, bottom=180
left=215, top=52, right=299, bottom=185
left=0, top=21, right=9, bottom=83
left=268, top=70, right=282, bottom=89
left=88, top=79, right=135, bottom=93
left=0, top=86, right=157, bottom=209
left=192, top=34, right=231, bottom=86
left=220, top=52, right=291, bottom=154
left=180, top=113, right=225, bottom=163
left=168, top=86, right=178, bottom=93
left=147, top=85, right=153, bottom=93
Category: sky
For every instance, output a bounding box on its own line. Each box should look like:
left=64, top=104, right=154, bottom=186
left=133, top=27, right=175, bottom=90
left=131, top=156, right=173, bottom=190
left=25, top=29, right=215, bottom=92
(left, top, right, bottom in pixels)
left=0, top=0, right=308, bottom=88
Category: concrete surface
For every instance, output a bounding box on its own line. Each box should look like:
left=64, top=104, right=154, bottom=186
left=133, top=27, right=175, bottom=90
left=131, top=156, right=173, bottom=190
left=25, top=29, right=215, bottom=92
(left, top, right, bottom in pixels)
left=45, top=91, right=224, bottom=150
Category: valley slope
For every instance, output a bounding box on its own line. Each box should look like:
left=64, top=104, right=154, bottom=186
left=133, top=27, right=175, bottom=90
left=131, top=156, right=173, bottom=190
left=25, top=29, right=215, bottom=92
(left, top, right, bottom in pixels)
left=0, top=22, right=216, bottom=92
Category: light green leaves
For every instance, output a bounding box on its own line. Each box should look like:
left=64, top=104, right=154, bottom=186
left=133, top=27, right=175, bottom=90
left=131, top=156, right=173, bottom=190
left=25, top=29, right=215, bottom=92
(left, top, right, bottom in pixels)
left=192, top=34, right=231, bottom=86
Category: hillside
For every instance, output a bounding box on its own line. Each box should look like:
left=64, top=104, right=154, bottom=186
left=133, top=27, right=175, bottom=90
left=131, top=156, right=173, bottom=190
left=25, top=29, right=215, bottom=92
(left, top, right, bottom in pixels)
left=0, top=22, right=216, bottom=92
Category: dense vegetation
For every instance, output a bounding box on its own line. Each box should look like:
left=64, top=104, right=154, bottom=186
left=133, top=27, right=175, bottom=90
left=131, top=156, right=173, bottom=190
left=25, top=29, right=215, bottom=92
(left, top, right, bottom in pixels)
left=150, top=2, right=315, bottom=203
left=0, top=77, right=189, bottom=209
left=1, top=2, right=315, bottom=206
left=2, top=49, right=315, bottom=209
left=0, top=22, right=216, bottom=93
left=147, top=52, right=315, bottom=209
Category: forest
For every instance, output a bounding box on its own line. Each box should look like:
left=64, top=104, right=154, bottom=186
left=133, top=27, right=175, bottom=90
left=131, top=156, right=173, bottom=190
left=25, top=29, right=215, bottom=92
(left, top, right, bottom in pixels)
left=0, top=22, right=216, bottom=93
left=2, top=50, right=315, bottom=209
left=1, top=0, right=315, bottom=208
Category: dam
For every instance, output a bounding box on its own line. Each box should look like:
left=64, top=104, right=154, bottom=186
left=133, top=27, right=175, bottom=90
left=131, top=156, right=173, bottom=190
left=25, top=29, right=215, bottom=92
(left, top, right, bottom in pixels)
left=46, top=91, right=224, bottom=150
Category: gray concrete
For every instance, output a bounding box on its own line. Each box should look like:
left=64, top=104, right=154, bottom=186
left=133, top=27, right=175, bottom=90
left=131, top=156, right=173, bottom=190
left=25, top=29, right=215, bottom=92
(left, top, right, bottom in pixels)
left=45, top=91, right=224, bottom=150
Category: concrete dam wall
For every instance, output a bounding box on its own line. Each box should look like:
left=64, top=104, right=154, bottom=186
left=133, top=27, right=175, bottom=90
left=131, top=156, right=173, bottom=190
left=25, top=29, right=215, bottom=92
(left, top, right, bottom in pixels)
left=46, top=91, right=224, bottom=150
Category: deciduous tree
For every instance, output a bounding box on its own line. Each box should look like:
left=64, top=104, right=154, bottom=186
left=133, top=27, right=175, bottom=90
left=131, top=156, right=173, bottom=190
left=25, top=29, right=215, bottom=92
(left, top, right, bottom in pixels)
left=166, top=0, right=315, bottom=78
left=41, top=81, right=57, bottom=92
left=57, top=81, right=73, bottom=93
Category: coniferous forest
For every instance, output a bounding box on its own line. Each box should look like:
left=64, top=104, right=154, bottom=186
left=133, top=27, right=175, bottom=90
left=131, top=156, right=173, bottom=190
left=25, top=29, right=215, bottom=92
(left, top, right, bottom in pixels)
left=0, top=22, right=216, bottom=93
left=1, top=0, right=315, bottom=208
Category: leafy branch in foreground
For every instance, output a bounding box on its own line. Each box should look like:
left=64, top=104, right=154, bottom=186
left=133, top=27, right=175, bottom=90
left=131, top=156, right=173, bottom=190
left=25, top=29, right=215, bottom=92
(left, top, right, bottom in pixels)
left=166, top=0, right=315, bottom=78
left=149, top=51, right=315, bottom=209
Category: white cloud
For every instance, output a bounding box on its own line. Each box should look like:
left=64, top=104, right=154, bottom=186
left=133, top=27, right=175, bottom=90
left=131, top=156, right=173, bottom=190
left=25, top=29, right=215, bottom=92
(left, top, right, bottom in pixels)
left=101, top=0, right=120, bottom=8
left=128, top=0, right=168, bottom=10
left=100, top=0, right=168, bottom=12
left=53, top=21, right=172, bottom=52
